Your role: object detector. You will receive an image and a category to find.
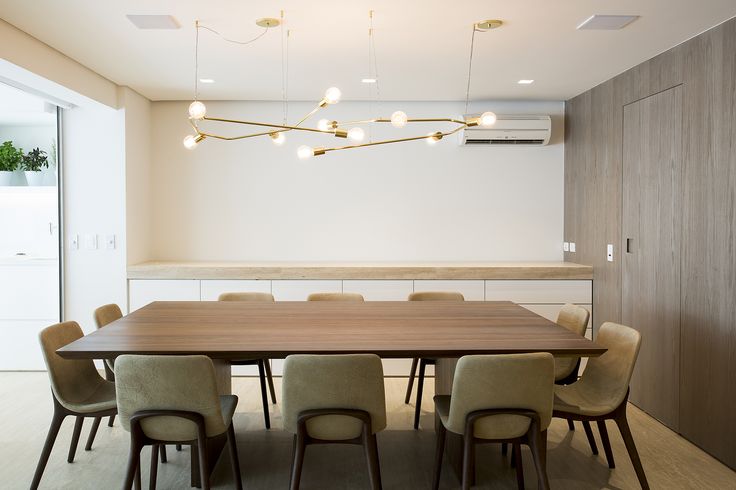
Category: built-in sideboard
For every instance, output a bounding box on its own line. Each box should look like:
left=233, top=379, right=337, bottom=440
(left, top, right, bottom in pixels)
left=128, top=262, right=593, bottom=376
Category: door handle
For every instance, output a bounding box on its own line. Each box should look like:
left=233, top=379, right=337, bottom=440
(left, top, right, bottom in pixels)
left=626, top=238, right=633, bottom=253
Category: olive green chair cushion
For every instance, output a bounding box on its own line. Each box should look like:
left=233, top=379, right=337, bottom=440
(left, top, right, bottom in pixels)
left=554, top=304, right=591, bottom=381
left=38, top=321, right=116, bottom=413
left=115, top=355, right=236, bottom=442
left=282, top=354, right=386, bottom=440
left=554, top=322, right=641, bottom=416
left=437, top=353, right=554, bottom=440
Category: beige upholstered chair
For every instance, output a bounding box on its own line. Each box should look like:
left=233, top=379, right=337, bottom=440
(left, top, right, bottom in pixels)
left=405, top=291, right=465, bottom=429
left=283, top=354, right=386, bottom=490
left=554, top=304, right=591, bottom=383
left=93, top=303, right=122, bottom=425
left=218, top=292, right=277, bottom=429
left=32, top=322, right=118, bottom=490
left=553, top=322, right=648, bottom=489
left=433, top=353, right=554, bottom=490
left=116, top=355, right=242, bottom=490
left=307, top=292, right=365, bottom=302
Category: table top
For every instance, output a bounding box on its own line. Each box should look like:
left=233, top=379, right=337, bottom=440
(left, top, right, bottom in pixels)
left=58, top=301, right=605, bottom=359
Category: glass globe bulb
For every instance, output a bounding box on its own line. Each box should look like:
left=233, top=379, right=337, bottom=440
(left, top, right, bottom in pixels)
left=324, top=87, right=342, bottom=104
left=480, top=111, right=497, bottom=126
left=426, top=132, right=442, bottom=146
left=188, top=100, right=207, bottom=120
left=390, top=111, right=408, bottom=128
left=297, top=145, right=314, bottom=160
left=348, top=127, right=365, bottom=142
left=183, top=134, right=199, bottom=150
left=270, top=132, right=286, bottom=145
left=317, top=119, right=331, bottom=132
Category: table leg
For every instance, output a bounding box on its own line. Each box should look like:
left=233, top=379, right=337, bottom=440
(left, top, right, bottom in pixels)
left=190, top=359, right=230, bottom=487
left=435, top=358, right=463, bottom=481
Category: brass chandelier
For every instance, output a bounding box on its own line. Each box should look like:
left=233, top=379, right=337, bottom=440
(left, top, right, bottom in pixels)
left=183, top=13, right=501, bottom=158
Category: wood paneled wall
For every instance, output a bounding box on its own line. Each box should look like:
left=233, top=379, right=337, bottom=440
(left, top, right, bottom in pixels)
left=564, top=17, right=736, bottom=469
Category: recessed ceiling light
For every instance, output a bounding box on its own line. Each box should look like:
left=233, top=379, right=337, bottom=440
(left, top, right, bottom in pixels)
left=361, top=78, right=377, bottom=84
left=518, top=79, right=534, bottom=85
left=577, top=15, right=639, bottom=30
left=199, top=78, right=215, bottom=84
left=126, top=15, right=180, bottom=30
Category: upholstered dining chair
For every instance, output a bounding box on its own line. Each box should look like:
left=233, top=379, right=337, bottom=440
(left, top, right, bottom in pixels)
left=433, top=353, right=555, bottom=490
left=116, top=355, right=243, bottom=490
left=307, top=292, right=365, bottom=302
left=553, top=322, right=649, bottom=489
left=405, top=291, right=465, bottom=429
left=32, top=321, right=118, bottom=490
left=218, top=292, right=277, bottom=429
left=282, top=354, right=386, bottom=490
left=93, top=303, right=122, bottom=427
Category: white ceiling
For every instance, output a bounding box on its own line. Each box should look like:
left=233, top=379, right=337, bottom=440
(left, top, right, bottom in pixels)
left=1, top=0, right=735, bottom=102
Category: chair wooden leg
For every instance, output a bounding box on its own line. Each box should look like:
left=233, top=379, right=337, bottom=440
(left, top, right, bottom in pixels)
left=614, top=410, right=649, bottom=489
left=159, top=444, right=167, bottom=463
left=289, top=433, right=307, bottom=490
left=67, top=416, right=84, bottom=463
left=123, top=430, right=143, bottom=490
left=363, top=432, right=383, bottom=490
left=108, top=414, right=116, bottom=427
left=227, top=423, right=244, bottom=490
left=513, top=442, right=525, bottom=490
left=85, top=416, right=102, bottom=451
left=528, top=424, right=550, bottom=490
left=257, top=360, right=271, bottom=429
left=30, top=408, right=66, bottom=490
left=176, top=444, right=182, bottom=451
left=582, top=420, right=599, bottom=455
left=134, top=462, right=142, bottom=490
left=432, top=424, right=446, bottom=490
left=404, top=357, right=419, bottom=404
left=149, top=445, right=159, bottom=490
left=502, top=442, right=508, bottom=456
left=196, top=434, right=210, bottom=490
left=413, top=359, right=427, bottom=429
left=597, top=420, right=615, bottom=468
left=264, top=359, right=277, bottom=404
left=567, top=419, right=575, bottom=431
left=461, top=435, right=475, bottom=490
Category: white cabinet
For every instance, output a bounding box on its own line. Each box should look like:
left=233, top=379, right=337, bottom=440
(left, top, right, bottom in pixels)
left=128, top=279, right=200, bottom=311
left=413, top=280, right=485, bottom=301
left=271, top=280, right=342, bottom=301
left=0, top=319, right=56, bottom=370
left=0, top=261, right=59, bottom=320
left=200, top=280, right=272, bottom=301
left=343, top=280, right=413, bottom=301
left=485, top=280, right=592, bottom=304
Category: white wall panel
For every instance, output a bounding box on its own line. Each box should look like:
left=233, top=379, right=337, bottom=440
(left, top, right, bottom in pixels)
left=128, top=279, right=200, bottom=311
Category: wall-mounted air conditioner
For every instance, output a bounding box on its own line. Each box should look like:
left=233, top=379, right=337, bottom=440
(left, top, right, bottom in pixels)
left=460, top=114, right=551, bottom=146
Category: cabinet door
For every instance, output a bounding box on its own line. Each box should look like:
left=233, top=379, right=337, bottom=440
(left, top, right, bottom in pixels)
left=128, top=280, right=200, bottom=311
left=622, top=86, right=682, bottom=429
left=484, top=280, right=591, bottom=304
left=271, top=280, right=342, bottom=301
left=200, top=280, right=272, bottom=301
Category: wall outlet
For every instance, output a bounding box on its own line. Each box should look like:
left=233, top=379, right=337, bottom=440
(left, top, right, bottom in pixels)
left=70, top=234, right=79, bottom=250
left=106, top=235, right=116, bottom=250
left=607, top=244, right=614, bottom=262
left=563, top=242, right=570, bottom=252
left=570, top=242, right=576, bottom=253
left=84, top=234, right=98, bottom=250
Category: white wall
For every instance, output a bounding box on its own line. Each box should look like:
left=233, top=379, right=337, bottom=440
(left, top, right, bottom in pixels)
left=150, top=100, right=564, bottom=262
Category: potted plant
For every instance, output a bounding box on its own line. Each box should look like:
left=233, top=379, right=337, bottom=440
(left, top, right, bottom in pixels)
left=21, top=147, right=49, bottom=186
left=0, top=140, right=23, bottom=186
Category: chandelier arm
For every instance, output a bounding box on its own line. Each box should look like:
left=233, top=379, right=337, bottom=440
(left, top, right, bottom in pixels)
left=331, top=117, right=467, bottom=128
left=322, top=125, right=467, bottom=153
left=201, top=116, right=335, bottom=135
left=198, top=130, right=276, bottom=141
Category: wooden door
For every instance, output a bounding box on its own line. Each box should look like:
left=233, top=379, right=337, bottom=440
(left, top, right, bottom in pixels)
left=622, top=86, right=682, bottom=429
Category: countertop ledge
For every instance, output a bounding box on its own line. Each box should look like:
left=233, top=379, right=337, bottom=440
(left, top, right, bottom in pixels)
left=127, top=261, right=593, bottom=280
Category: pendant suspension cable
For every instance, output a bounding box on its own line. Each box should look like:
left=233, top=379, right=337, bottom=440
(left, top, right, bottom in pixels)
left=464, top=24, right=478, bottom=115
left=280, top=11, right=287, bottom=125
left=198, top=23, right=270, bottom=45
left=194, top=20, right=200, bottom=100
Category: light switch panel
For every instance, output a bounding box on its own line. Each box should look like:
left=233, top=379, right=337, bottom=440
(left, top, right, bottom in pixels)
left=84, top=234, right=98, bottom=250
left=570, top=242, right=576, bottom=253
left=563, top=242, right=570, bottom=252
left=607, top=244, right=614, bottom=262
left=70, top=234, right=79, bottom=250
left=106, top=235, right=116, bottom=250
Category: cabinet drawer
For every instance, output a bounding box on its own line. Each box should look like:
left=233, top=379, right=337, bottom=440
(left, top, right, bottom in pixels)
left=485, top=280, right=592, bottom=304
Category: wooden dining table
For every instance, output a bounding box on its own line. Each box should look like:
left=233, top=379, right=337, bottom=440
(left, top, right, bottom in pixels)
left=58, top=300, right=605, bottom=485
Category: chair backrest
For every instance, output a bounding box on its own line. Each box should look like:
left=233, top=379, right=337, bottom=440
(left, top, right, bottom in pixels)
left=408, top=291, right=465, bottom=301
left=39, top=321, right=105, bottom=408
left=94, top=303, right=123, bottom=329
left=447, top=353, right=554, bottom=439
left=576, top=322, right=642, bottom=409
left=557, top=304, right=589, bottom=336
left=307, top=292, right=364, bottom=302
left=282, top=354, right=386, bottom=440
left=218, top=292, right=275, bottom=302
left=115, top=355, right=227, bottom=441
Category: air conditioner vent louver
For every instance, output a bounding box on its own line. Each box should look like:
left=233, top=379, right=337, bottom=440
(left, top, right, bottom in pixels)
left=459, top=115, right=551, bottom=146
